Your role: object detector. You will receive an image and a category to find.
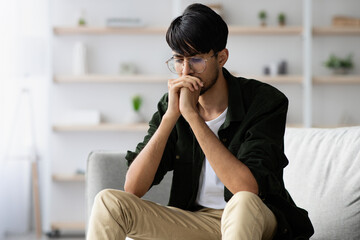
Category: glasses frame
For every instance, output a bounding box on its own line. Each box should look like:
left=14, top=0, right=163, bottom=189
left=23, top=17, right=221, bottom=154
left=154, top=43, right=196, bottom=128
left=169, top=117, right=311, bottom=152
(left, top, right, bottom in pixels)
left=166, top=52, right=218, bottom=74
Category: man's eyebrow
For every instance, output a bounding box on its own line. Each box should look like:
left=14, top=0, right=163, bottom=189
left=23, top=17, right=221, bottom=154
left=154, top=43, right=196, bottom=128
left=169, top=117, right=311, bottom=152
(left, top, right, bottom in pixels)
left=173, top=54, right=184, bottom=58
left=173, top=53, right=202, bottom=58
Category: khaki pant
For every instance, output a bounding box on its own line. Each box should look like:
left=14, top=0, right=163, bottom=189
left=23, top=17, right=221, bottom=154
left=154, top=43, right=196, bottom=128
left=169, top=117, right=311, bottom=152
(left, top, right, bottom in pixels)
left=87, top=190, right=277, bottom=240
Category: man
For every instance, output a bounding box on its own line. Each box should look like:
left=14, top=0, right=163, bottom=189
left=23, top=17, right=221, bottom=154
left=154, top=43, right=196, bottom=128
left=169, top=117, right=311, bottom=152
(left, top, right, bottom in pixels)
left=87, top=3, right=313, bottom=240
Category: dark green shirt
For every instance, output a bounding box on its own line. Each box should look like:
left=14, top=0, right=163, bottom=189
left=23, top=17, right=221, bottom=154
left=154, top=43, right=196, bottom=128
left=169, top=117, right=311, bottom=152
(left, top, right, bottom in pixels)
left=126, top=68, right=314, bottom=239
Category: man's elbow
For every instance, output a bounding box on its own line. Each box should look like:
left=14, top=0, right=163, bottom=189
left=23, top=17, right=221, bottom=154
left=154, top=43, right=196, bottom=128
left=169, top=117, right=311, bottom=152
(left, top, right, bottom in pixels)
left=124, top=181, right=145, bottom=198
left=229, top=180, right=259, bottom=196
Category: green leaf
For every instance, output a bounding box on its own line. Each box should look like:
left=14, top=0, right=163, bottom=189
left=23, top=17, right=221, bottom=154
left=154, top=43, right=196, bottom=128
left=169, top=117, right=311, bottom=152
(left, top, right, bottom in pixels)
left=132, top=95, right=142, bottom=112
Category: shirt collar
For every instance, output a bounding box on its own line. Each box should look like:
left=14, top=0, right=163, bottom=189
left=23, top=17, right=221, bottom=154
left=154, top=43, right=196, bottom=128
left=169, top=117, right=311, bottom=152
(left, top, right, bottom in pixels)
left=222, top=67, right=246, bottom=128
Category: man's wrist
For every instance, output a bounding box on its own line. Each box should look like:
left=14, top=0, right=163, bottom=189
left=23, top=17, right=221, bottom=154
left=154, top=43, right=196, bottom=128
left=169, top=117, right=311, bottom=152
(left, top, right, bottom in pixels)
left=163, top=111, right=180, bottom=125
left=182, top=110, right=202, bottom=124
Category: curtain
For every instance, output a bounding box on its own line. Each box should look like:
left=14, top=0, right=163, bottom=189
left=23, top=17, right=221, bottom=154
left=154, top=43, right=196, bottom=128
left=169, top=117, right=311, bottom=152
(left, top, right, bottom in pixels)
left=0, top=0, right=49, bottom=236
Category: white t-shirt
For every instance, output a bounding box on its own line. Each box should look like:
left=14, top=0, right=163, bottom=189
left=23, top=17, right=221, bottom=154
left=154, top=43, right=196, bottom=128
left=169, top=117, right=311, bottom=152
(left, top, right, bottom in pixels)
left=195, top=107, right=228, bottom=209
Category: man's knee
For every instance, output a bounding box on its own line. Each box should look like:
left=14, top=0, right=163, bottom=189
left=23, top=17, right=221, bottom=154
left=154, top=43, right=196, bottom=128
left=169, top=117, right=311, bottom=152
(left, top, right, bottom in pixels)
left=94, top=188, right=115, bottom=201
left=222, top=191, right=277, bottom=240
left=222, top=191, right=266, bottom=226
left=226, top=191, right=262, bottom=211
left=93, top=189, right=136, bottom=210
left=94, top=189, right=118, bottom=205
left=88, top=189, right=132, bottom=239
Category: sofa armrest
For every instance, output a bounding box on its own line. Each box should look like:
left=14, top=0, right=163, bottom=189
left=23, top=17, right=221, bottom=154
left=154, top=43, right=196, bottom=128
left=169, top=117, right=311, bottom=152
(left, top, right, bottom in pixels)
left=86, top=151, right=172, bottom=220
left=86, top=151, right=126, bottom=219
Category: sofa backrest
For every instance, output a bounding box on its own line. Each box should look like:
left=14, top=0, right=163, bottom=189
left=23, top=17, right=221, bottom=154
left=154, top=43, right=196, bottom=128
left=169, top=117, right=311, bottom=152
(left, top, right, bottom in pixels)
left=283, top=127, right=360, bottom=240
left=86, top=151, right=172, bottom=219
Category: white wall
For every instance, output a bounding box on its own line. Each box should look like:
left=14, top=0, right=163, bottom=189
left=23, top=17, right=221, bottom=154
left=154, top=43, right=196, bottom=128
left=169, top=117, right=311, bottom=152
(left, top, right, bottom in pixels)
left=48, top=0, right=360, bottom=230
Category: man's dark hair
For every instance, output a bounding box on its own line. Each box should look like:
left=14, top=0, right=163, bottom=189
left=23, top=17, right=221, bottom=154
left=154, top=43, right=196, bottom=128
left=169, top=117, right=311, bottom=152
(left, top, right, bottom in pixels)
left=166, top=3, right=228, bottom=56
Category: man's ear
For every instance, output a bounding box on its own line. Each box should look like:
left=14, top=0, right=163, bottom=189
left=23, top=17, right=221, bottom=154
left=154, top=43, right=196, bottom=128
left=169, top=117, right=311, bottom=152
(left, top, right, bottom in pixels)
left=217, top=48, right=229, bottom=67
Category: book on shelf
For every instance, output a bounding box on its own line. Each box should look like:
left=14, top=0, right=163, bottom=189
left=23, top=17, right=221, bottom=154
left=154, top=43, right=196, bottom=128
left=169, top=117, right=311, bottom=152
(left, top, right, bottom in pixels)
left=106, top=18, right=144, bottom=28
left=332, top=16, right=360, bottom=27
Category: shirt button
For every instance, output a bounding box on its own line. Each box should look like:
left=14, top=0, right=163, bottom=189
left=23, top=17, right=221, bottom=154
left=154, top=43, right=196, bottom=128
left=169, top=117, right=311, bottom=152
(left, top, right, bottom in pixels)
left=176, top=155, right=180, bottom=159
left=222, top=138, right=227, bottom=143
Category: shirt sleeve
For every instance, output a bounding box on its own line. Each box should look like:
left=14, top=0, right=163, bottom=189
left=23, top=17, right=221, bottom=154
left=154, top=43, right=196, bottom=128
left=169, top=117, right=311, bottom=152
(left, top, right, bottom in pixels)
left=125, top=93, right=176, bottom=186
left=236, top=84, right=289, bottom=199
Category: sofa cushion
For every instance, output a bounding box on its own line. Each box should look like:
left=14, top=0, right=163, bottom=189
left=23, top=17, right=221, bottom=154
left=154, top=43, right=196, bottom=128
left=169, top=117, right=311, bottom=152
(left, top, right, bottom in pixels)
left=284, top=127, right=360, bottom=240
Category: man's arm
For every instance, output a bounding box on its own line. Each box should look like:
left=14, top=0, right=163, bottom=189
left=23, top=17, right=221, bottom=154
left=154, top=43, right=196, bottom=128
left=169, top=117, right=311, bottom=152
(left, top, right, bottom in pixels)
left=125, top=76, right=203, bottom=198
left=124, top=114, right=178, bottom=197
left=179, top=88, right=259, bottom=195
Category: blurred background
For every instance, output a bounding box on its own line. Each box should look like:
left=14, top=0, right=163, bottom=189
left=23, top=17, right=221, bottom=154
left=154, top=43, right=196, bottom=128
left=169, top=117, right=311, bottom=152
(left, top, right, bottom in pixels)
left=0, top=0, right=359, bottom=239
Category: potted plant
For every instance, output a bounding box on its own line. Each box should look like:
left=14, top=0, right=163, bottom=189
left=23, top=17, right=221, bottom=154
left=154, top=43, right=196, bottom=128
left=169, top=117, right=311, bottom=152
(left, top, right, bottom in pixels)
left=324, top=54, right=354, bottom=74
left=278, top=13, right=286, bottom=26
left=132, top=95, right=142, bottom=113
left=128, top=95, right=144, bottom=123
left=78, top=18, right=86, bottom=26
left=258, top=10, right=267, bottom=27
left=78, top=10, right=86, bottom=26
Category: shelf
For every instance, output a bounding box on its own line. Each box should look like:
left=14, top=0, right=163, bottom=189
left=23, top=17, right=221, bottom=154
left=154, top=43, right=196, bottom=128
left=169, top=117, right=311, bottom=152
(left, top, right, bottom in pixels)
left=53, top=25, right=303, bottom=36
left=286, top=123, right=304, bottom=128
left=228, top=26, right=303, bottom=35
left=53, top=26, right=166, bottom=35
left=54, top=74, right=169, bottom=83
left=313, top=75, right=360, bottom=84
left=52, top=122, right=309, bottom=133
left=312, top=124, right=360, bottom=129
left=244, top=75, right=303, bottom=84
left=51, top=222, right=85, bottom=231
left=54, top=74, right=302, bottom=84
left=52, top=174, right=85, bottom=182
left=52, top=123, right=149, bottom=132
left=313, top=26, right=360, bottom=35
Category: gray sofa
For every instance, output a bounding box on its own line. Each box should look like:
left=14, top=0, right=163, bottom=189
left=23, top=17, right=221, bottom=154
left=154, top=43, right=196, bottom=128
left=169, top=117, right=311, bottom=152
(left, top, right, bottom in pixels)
left=87, top=127, right=360, bottom=239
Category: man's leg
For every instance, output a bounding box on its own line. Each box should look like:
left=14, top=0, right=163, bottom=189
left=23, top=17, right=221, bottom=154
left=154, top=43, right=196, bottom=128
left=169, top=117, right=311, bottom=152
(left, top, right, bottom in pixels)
left=221, top=191, right=277, bottom=240
left=87, top=189, right=222, bottom=240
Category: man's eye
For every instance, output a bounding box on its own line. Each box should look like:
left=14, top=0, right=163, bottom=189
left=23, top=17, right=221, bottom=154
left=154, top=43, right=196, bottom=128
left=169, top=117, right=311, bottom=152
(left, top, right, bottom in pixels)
left=191, top=58, right=203, bottom=64
left=174, top=59, right=184, bottom=64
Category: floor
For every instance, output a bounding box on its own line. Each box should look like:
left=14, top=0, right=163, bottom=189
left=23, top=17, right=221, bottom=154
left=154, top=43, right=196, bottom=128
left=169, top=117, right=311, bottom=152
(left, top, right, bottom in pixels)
left=3, top=232, right=85, bottom=240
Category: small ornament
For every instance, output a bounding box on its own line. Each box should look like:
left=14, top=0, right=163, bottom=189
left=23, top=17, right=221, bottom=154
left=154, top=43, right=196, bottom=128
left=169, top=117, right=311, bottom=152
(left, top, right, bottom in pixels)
left=258, top=10, right=267, bottom=27
left=78, top=10, right=86, bottom=26
left=278, top=13, right=286, bottom=26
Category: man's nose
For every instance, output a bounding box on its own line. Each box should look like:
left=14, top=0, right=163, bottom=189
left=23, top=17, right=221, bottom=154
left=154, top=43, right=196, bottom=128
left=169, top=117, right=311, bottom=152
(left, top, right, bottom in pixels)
left=182, top=60, right=194, bottom=75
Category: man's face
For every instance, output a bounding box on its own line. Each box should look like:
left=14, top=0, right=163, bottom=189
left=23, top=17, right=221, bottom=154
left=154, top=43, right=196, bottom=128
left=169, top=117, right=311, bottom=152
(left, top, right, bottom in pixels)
left=172, top=50, right=220, bottom=95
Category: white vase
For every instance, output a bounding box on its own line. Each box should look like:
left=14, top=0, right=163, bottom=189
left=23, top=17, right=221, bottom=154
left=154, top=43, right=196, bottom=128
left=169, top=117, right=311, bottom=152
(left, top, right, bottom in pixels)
left=270, top=62, right=278, bottom=76
left=73, top=42, right=87, bottom=75
left=128, top=111, right=144, bottom=123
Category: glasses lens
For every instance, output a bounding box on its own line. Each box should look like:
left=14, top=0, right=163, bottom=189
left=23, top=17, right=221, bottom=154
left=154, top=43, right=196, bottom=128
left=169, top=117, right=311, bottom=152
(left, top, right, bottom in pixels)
left=173, top=59, right=183, bottom=73
left=166, top=57, right=207, bottom=74
left=190, top=58, right=206, bottom=73
left=166, top=58, right=177, bottom=74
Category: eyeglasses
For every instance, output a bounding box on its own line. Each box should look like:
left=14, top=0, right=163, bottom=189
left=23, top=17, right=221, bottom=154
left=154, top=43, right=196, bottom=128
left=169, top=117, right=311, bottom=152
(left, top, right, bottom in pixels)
left=166, top=53, right=217, bottom=74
